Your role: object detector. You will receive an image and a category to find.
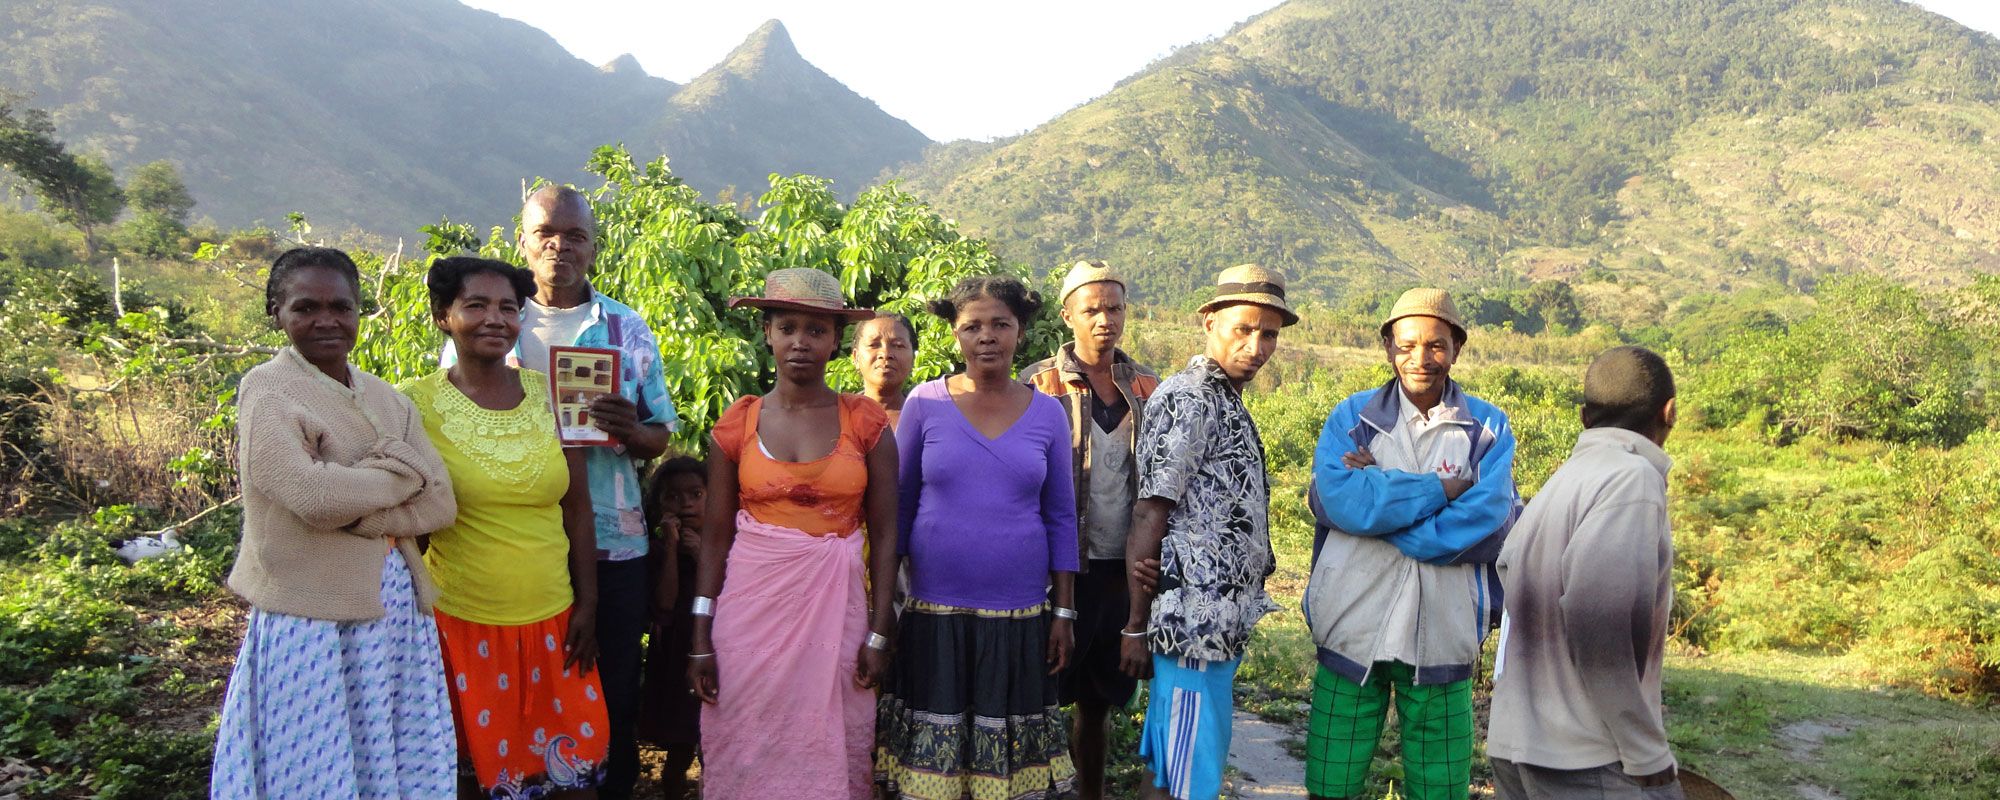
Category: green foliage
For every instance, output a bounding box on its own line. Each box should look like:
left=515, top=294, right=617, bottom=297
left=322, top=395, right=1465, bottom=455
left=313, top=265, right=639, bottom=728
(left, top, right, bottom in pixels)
left=0, top=96, right=125, bottom=258
left=0, top=206, right=80, bottom=269
left=1459, top=280, right=1586, bottom=335
left=355, top=147, right=1061, bottom=449
left=121, top=160, right=196, bottom=258
left=0, top=507, right=230, bottom=799
left=125, top=160, right=195, bottom=224
left=1686, top=277, right=1985, bottom=444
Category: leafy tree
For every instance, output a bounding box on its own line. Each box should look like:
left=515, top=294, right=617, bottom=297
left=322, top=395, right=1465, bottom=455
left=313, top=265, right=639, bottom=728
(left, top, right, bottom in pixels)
left=1687, top=277, right=1983, bottom=444
left=352, top=146, right=1061, bottom=449
left=1519, top=280, right=1583, bottom=333
left=0, top=98, right=124, bottom=260
left=122, top=160, right=195, bottom=257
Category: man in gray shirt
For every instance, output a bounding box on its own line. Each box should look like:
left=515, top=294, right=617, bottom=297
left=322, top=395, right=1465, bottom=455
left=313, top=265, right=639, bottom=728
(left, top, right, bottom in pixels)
left=1487, top=346, right=1684, bottom=800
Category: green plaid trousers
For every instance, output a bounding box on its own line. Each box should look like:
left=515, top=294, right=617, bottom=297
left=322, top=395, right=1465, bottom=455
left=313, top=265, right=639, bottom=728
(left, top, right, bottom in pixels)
left=1306, top=662, right=1473, bottom=800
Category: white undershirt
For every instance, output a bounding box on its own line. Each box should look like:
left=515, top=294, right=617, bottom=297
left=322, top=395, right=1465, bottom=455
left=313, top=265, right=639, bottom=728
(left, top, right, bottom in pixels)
left=516, top=298, right=595, bottom=375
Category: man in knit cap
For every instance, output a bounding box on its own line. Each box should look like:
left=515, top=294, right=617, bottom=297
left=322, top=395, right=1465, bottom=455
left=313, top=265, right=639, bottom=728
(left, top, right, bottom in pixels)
left=1486, top=346, right=1684, bottom=800
left=1020, top=260, right=1160, bottom=800
left=1303, top=287, right=1520, bottom=800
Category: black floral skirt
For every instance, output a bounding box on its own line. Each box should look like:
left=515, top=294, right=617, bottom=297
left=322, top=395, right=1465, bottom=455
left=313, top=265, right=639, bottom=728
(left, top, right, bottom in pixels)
left=876, top=600, right=1078, bottom=800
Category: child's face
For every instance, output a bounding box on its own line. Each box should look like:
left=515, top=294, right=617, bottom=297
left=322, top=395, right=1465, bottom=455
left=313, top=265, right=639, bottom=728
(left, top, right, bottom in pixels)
left=663, top=472, right=707, bottom=527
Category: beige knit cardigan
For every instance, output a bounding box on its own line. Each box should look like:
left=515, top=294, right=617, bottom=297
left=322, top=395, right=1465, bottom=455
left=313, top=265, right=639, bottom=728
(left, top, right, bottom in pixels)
left=226, top=349, right=456, bottom=621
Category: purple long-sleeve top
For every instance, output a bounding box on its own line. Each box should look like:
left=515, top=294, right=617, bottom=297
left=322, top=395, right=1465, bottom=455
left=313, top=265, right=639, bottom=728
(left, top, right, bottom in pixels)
left=897, top=378, right=1079, bottom=610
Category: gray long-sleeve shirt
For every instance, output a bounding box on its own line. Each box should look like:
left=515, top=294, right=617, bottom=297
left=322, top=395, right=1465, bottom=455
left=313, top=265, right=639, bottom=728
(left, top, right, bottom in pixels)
left=1486, top=427, right=1676, bottom=776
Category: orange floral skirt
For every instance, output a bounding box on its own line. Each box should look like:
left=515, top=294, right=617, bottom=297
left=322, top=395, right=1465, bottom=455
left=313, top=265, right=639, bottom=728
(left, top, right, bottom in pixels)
left=436, top=607, right=609, bottom=796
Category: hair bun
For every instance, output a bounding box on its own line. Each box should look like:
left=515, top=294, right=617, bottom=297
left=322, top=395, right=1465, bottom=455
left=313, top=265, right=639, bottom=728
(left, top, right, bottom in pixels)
left=926, top=298, right=958, bottom=322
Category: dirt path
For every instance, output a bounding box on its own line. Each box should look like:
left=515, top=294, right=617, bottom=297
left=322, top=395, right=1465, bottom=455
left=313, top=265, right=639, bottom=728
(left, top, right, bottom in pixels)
left=1778, top=718, right=1858, bottom=800
left=1225, top=710, right=1310, bottom=798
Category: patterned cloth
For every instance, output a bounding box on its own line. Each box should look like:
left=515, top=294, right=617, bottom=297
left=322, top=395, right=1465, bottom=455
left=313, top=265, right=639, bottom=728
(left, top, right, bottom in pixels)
left=1138, top=654, right=1242, bottom=800
left=1136, top=356, right=1279, bottom=662
left=1306, top=662, right=1473, bottom=800
left=442, top=291, right=678, bottom=560
left=211, top=551, right=456, bottom=799
left=877, top=601, right=1078, bottom=800
left=435, top=607, right=609, bottom=797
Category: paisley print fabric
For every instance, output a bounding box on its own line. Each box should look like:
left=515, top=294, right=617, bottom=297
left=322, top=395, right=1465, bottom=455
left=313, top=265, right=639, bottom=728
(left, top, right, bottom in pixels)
left=1135, top=356, right=1280, bottom=662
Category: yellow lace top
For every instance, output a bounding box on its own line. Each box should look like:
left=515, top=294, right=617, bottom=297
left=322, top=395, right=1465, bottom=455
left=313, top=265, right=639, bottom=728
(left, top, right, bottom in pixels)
left=401, top=368, right=574, bottom=626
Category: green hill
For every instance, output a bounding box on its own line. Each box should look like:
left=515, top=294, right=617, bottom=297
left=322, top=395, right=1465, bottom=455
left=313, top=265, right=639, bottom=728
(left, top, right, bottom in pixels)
left=898, top=0, right=2000, bottom=317
left=0, top=1, right=927, bottom=233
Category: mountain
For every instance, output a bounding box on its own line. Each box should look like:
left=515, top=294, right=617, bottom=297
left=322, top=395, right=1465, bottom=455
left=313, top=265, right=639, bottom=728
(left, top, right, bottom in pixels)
left=0, top=1, right=927, bottom=234
left=642, top=20, right=930, bottom=202
left=898, top=0, right=2000, bottom=320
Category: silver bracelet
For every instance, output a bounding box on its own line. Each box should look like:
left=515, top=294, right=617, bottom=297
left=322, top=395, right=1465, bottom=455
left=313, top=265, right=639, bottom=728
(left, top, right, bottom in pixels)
left=1053, top=606, right=1078, bottom=620
left=688, top=651, right=715, bottom=660
left=691, top=596, right=715, bottom=617
left=866, top=632, right=892, bottom=651
left=1119, top=628, right=1151, bottom=639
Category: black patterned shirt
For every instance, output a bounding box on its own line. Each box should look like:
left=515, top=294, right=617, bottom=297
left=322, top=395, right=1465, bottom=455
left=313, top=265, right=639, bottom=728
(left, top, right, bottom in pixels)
left=1137, top=356, right=1279, bottom=662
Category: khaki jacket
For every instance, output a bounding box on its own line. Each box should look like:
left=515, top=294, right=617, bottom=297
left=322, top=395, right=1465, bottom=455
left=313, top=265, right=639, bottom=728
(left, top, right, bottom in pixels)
left=1020, top=343, right=1160, bottom=572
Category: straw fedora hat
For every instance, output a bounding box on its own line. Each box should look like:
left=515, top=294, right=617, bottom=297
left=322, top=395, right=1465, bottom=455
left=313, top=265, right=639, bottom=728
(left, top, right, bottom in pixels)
left=728, top=268, right=875, bottom=321
left=1196, top=264, right=1299, bottom=326
left=1058, top=260, right=1126, bottom=304
left=1380, top=287, right=1467, bottom=341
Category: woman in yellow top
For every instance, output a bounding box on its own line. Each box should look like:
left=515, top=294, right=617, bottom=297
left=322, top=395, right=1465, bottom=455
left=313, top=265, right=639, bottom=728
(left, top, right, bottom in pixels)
left=686, top=268, right=901, bottom=799
left=401, top=256, right=607, bottom=799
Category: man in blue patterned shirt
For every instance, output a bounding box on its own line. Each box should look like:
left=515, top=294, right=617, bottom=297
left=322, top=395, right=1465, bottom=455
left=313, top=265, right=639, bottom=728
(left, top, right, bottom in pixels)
left=1121, top=264, right=1295, bottom=800
left=440, top=184, right=677, bottom=800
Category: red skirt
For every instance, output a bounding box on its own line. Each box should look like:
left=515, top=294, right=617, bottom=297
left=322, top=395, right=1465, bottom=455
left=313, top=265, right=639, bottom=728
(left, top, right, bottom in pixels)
left=436, top=606, right=609, bottom=795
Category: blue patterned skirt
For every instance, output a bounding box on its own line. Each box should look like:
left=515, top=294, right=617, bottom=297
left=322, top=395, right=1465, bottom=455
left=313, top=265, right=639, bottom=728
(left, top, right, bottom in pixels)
left=210, top=551, right=457, bottom=799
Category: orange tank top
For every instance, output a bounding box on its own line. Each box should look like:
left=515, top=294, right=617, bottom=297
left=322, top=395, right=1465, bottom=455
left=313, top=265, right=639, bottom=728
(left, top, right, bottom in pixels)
left=712, top=393, right=888, bottom=537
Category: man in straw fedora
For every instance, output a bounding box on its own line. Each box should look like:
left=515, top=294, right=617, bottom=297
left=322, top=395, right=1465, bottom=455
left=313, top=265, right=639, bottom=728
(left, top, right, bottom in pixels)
left=1302, top=287, right=1520, bottom=800
left=1487, top=346, right=1685, bottom=800
left=1019, top=260, right=1161, bottom=800
left=1120, top=264, right=1292, bottom=800
left=440, top=184, right=678, bottom=800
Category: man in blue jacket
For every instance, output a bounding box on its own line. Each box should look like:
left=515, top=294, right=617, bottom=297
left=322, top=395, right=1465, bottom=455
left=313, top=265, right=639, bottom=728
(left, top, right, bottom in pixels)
left=1303, top=288, right=1518, bottom=800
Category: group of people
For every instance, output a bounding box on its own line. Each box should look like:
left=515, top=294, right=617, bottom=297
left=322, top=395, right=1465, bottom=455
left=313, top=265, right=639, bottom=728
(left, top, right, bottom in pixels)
left=213, top=184, right=1688, bottom=800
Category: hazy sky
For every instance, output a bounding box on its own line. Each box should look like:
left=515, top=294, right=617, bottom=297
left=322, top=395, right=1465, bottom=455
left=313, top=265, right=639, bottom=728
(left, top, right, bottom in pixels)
left=464, top=0, right=2000, bottom=143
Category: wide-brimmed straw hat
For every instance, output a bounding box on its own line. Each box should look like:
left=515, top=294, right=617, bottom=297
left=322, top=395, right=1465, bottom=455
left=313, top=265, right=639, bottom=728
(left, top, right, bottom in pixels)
left=728, top=268, right=875, bottom=321
left=1058, top=260, right=1126, bottom=304
left=1196, top=264, right=1299, bottom=326
left=1379, top=287, right=1467, bottom=341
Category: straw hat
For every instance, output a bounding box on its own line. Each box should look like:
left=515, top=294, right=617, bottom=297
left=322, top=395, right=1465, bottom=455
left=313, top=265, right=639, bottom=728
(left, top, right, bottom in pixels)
left=1058, top=260, right=1126, bottom=304
left=1379, top=287, right=1467, bottom=341
left=728, top=268, right=874, bottom=320
left=1196, top=264, right=1299, bottom=326
left=1676, top=769, right=1738, bottom=800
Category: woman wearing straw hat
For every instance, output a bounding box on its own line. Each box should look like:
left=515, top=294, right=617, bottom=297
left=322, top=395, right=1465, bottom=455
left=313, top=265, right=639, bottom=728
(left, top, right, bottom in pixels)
left=685, top=268, right=901, bottom=799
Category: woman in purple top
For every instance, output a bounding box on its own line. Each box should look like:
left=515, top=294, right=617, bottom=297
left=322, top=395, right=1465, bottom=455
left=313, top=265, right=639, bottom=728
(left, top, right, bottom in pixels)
left=877, top=275, right=1081, bottom=799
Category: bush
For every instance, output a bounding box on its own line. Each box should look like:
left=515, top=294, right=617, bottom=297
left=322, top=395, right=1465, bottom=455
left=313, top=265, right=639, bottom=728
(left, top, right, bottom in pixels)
left=1686, top=277, right=1985, bottom=445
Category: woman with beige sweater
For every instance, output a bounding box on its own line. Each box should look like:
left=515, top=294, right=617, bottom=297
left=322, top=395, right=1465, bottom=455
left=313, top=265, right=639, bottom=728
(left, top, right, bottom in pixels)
left=211, top=247, right=460, bottom=799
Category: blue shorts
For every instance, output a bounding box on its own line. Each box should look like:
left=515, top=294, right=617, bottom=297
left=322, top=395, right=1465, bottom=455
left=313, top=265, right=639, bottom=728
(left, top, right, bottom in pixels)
left=1139, top=654, right=1241, bottom=800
